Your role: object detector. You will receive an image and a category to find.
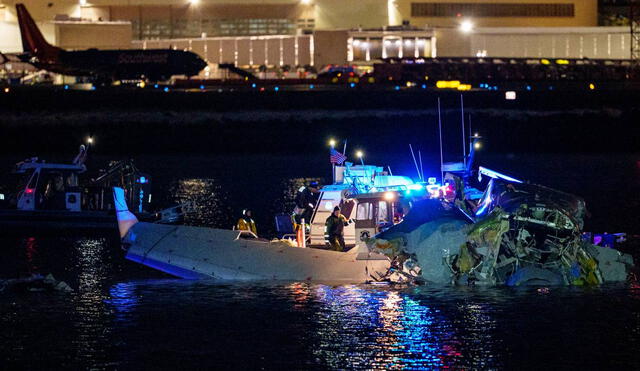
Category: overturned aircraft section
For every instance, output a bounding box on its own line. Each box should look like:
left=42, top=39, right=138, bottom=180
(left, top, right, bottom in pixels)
left=367, top=178, right=635, bottom=286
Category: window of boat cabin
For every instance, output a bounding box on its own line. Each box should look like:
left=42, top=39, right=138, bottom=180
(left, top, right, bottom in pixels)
left=356, top=202, right=372, bottom=220
left=378, top=201, right=389, bottom=225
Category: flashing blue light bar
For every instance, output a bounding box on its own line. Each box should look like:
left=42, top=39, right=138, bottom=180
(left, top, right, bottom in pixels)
left=478, top=166, right=522, bottom=183
left=138, top=176, right=148, bottom=184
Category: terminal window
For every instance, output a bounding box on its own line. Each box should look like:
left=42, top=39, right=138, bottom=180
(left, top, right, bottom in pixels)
left=411, top=3, right=575, bottom=17
left=134, top=18, right=296, bottom=39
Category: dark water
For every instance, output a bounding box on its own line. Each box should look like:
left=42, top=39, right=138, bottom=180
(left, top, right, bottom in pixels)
left=1, top=235, right=639, bottom=369
left=1, top=151, right=639, bottom=369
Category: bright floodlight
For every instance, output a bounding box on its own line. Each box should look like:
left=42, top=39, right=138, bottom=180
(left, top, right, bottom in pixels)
left=329, top=139, right=336, bottom=147
left=474, top=141, right=481, bottom=150
left=460, top=20, right=473, bottom=33
left=87, top=137, right=94, bottom=144
left=79, top=0, right=87, bottom=6
left=356, top=150, right=363, bottom=158
left=301, top=0, right=312, bottom=4
left=189, top=0, right=199, bottom=4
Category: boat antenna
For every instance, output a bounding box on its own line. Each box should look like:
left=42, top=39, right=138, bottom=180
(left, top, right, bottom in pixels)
left=468, top=113, right=473, bottom=155
left=343, top=139, right=347, bottom=155
left=418, top=150, right=424, bottom=182
left=409, top=144, right=422, bottom=181
left=387, top=165, right=393, bottom=176
left=437, top=97, right=444, bottom=184
left=460, top=94, right=466, bottom=169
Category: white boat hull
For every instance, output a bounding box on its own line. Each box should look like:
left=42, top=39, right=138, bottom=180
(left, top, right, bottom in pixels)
left=124, top=222, right=391, bottom=282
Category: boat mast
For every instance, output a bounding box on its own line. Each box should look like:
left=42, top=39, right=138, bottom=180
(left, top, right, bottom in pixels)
left=437, top=97, right=444, bottom=184
left=460, top=94, right=466, bottom=169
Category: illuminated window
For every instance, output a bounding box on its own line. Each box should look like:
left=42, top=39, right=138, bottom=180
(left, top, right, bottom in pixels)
left=356, top=202, right=372, bottom=220
left=411, top=3, right=575, bottom=17
left=134, top=18, right=296, bottom=40
left=377, top=201, right=389, bottom=224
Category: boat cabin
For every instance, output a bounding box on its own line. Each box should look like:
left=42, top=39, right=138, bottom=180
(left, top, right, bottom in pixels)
left=304, top=163, right=427, bottom=248
left=14, top=160, right=85, bottom=212
left=10, top=157, right=152, bottom=214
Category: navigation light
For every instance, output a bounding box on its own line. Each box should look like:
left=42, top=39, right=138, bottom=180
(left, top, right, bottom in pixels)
left=384, top=192, right=395, bottom=201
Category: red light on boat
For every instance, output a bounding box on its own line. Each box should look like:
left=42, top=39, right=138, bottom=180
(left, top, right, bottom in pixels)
left=25, top=188, right=34, bottom=194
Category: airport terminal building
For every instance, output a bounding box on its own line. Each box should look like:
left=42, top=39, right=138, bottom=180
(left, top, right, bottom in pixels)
left=0, top=0, right=632, bottom=78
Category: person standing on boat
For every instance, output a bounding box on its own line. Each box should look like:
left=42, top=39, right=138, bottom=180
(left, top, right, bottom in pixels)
left=325, top=206, right=349, bottom=252
left=236, top=209, right=257, bottom=235
left=295, top=181, right=320, bottom=225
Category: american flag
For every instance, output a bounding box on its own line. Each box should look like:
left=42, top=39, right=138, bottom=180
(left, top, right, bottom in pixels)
left=330, top=148, right=347, bottom=165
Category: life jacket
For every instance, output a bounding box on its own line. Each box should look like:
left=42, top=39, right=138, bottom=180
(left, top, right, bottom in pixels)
left=236, top=217, right=257, bottom=235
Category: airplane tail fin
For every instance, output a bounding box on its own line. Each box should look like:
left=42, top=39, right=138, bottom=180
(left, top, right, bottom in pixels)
left=113, top=187, right=139, bottom=238
left=16, top=4, right=60, bottom=56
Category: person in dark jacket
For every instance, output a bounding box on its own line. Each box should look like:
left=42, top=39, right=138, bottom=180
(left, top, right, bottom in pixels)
left=325, top=206, right=349, bottom=252
left=295, top=181, right=319, bottom=224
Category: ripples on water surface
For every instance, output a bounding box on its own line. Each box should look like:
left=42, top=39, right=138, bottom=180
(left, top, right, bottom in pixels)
left=1, top=237, right=639, bottom=369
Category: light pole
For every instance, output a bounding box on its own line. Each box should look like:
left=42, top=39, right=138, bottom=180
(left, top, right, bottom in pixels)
left=329, top=139, right=336, bottom=183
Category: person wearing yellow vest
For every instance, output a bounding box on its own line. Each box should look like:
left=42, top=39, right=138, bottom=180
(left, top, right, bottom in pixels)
left=236, top=209, right=257, bottom=235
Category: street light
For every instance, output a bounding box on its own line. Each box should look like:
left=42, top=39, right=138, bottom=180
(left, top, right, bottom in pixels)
left=460, top=20, right=473, bottom=33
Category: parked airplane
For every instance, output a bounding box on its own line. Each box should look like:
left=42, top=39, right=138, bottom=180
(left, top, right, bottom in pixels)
left=15, top=3, right=207, bottom=83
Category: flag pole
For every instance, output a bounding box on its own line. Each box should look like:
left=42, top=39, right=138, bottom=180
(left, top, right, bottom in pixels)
left=331, top=142, right=336, bottom=184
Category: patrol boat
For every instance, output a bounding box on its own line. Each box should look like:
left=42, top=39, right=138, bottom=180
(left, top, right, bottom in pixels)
left=114, top=162, right=433, bottom=282
left=0, top=146, right=170, bottom=232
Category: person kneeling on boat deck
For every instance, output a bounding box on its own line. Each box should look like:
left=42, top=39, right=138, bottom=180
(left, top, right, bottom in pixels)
left=325, top=206, right=350, bottom=252
left=236, top=209, right=257, bottom=235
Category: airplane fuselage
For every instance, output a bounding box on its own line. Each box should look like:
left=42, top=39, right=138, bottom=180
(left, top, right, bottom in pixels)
left=30, top=48, right=207, bottom=81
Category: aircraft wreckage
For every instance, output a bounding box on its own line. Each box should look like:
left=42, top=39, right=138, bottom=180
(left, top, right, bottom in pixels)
left=367, top=178, right=634, bottom=286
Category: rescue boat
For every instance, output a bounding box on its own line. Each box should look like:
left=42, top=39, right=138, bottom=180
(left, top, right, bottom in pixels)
left=114, top=162, right=434, bottom=282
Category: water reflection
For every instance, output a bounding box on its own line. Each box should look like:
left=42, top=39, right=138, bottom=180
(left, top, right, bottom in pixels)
left=71, top=238, right=114, bottom=367
left=305, top=284, right=506, bottom=369
left=24, top=237, right=38, bottom=274
left=168, top=178, right=232, bottom=228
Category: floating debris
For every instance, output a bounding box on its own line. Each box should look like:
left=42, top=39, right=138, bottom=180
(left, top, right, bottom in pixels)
left=0, top=274, right=73, bottom=293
